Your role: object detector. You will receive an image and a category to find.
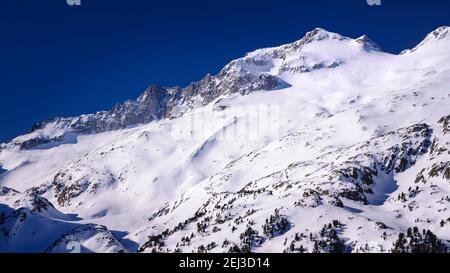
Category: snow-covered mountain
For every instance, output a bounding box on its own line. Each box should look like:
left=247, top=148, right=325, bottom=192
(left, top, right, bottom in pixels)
left=1, top=27, right=449, bottom=253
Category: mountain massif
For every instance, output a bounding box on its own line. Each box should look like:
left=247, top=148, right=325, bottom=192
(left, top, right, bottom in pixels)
left=1, top=27, right=450, bottom=253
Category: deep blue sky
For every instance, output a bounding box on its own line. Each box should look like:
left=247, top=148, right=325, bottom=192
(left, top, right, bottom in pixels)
left=1, top=0, right=449, bottom=143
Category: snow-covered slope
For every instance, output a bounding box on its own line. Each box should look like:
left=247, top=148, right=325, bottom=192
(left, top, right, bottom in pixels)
left=1, top=27, right=450, bottom=253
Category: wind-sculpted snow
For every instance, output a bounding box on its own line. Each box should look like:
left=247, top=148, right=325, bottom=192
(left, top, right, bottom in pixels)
left=1, top=27, right=450, bottom=253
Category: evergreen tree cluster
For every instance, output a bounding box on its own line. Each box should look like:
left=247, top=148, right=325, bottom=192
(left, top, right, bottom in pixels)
left=240, top=225, right=264, bottom=252
left=138, top=205, right=208, bottom=252
left=392, top=227, right=447, bottom=253
left=176, top=233, right=195, bottom=248
left=312, top=221, right=346, bottom=253
left=439, top=217, right=450, bottom=228
left=196, top=242, right=217, bottom=253
left=139, top=234, right=165, bottom=252
left=262, top=209, right=290, bottom=238
left=284, top=220, right=346, bottom=253
left=283, top=232, right=307, bottom=253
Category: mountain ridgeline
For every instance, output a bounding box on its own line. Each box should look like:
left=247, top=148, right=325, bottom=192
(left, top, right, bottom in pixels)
left=5, top=28, right=384, bottom=150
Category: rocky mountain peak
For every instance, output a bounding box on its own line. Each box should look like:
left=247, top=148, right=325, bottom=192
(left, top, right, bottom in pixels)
left=302, top=28, right=346, bottom=42
left=355, top=35, right=383, bottom=51
left=282, top=28, right=347, bottom=53
left=137, top=85, right=166, bottom=104
left=427, top=26, right=450, bottom=41
left=401, top=26, right=450, bottom=54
